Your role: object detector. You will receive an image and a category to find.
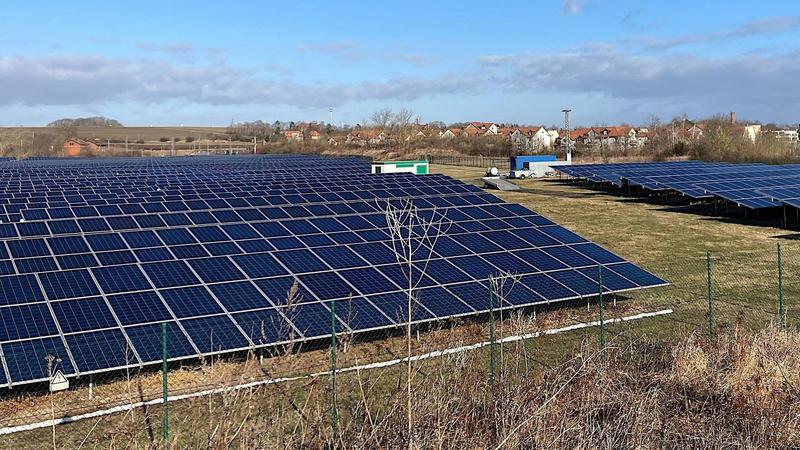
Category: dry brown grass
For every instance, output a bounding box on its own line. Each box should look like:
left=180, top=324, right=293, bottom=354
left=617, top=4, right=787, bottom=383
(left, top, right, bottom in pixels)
left=19, top=325, right=799, bottom=449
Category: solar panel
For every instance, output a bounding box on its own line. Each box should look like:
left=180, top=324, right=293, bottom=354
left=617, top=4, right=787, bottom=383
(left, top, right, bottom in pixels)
left=0, top=155, right=665, bottom=386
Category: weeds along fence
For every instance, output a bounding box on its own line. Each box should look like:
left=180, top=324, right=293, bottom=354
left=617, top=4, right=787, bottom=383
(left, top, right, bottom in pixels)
left=0, top=244, right=798, bottom=448
left=426, top=154, right=510, bottom=170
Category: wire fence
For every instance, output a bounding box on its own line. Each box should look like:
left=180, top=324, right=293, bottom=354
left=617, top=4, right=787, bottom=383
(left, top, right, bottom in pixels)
left=425, top=154, right=510, bottom=170
left=0, top=243, right=797, bottom=448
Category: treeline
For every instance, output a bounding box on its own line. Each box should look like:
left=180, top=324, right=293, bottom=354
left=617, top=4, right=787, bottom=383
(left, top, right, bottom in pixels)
left=226, top=120, right=336, bottom=142
left=47, top=116, right=123, bottom=127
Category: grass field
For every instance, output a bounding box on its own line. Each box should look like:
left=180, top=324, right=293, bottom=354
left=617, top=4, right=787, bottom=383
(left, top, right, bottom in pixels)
left=4, top=163, right=798, bottom=448
left=0, top=126, right=229, bottom=141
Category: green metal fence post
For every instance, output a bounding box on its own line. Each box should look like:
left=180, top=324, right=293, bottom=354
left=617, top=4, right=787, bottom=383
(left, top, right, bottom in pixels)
left=330, top=299, right=339, bottom=435
left=598, top=265, right=605, bottom=363
left=706, top=251, right=715, bottom=340
left=778, top=242, right=786, bottom=330
left=488, top=279, right=496, bottom=387
left=161, top=322, right=169, bottom=449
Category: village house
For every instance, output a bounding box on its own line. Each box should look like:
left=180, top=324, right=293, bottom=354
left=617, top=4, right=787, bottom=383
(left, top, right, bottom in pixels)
left=519, top=126, right=555, bottom=150
left=441, top=128, right=462, bottom=139
left=565, top=126, right=640, bottom=149
left=282, top=130, right=303, bottom=141
left=766, top=128, right=800, bottom=143
left=464, top=122, right=499, bottom=136
left=309, top=130, right=321, bottom=141
left=346, top=129, right=386, bottom=146
left=62, top=138, right=102, bottom=157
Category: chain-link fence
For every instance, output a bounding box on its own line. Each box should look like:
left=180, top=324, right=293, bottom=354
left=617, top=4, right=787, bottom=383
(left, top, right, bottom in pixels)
left=0, top=243, right=796, bottom=448
left=425, top=155, right=510, bottom=170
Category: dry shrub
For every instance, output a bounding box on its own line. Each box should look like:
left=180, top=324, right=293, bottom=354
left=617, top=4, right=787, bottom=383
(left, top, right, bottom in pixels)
left=160, top=327, right=800, bottom=449
left=12, top=325, right=800, bottom=449
left=673, top=326, right=800, bottom=417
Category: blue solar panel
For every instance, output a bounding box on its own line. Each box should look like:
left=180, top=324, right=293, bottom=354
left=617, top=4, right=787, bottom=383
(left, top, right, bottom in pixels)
left=125, top=322, right=196, bottom=363
left=182, top=315, right=249, bottom=353
left=142, top=261, right=200, bottom=288
left=161, top=286, right=223, bottom=318
left=65, top=329, right=132, bottom=372
left=40, top=270, right=101, bottom=300
left=0, top=303, right=58, bottom=341
left=108, top=291, right=172, bottom=326
left=233, top=308, right=290, bottom=344
left=209, top=282, right=271, bottom=312
left=93, top=265, right=152, bottom=294
left=188, top=257, right=245, bottom=283
left=51, top=297, right=116, bottom=333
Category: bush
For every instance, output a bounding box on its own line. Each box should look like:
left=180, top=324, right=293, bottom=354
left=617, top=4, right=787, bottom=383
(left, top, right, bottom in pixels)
left=185, top=136, right=195, bottom=143
left=159, top=137, right=170, bottom=143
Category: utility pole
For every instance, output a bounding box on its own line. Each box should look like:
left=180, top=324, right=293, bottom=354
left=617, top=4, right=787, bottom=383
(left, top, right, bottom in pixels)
left=170, top=137, right=175, bottom=156
left=125, top=135, right=128, bottom=155
left=562, top=109, right=572, bottom=162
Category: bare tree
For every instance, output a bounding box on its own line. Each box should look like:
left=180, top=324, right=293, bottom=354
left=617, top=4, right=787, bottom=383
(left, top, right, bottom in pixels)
left=392, top=109, right=416, bottom=146
left=370, top=109, right=393, bottom=130
left=391, top=108, right=419, bottom=146
left=488, top=271, right=520, bottom=379
left=383, top=198, right=451, bottom=448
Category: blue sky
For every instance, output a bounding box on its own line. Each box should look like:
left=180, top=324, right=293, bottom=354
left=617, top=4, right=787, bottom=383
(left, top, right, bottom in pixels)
left=1, top=0, right=799, bottom=126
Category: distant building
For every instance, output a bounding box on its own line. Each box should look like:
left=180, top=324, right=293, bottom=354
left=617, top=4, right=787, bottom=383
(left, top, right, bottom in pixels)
left=767, top=129, right=800, bottom=142
left=346, top=129, right=386, bottom=146
left=685, top=123, right=705, bottom=140
left=464, top=122, right=499, bottom=136
left=309, top=130, right=321, bottom=141
left=62, top=138, right=99, bottom=156
left=740, top=124, right=762, bottom=143
left=519, top=126, right=555, bottom=150
left=282, top=130, right=303, bottom=141
left=441, top=128, right=461, bottom=138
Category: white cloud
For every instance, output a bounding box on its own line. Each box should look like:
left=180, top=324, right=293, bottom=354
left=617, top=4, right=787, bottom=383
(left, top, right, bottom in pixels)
left=136, top=42, right=195, bottom=55
left=397, top=53, right=432, bottom=67
left=563, top=0, right=582, bottom=15
left=641, top=16, right=800, bottom=49
left=1, top=44, right=799, bottom=122
left=296, top=41, right=361, bottom=62
left=0, top=54, right=484, bottom=108
left=478, top=45, right=800, bottom=119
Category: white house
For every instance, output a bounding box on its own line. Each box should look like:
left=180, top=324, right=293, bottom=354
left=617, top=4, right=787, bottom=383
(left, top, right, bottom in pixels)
left=767, top=129, right=799, bottom=142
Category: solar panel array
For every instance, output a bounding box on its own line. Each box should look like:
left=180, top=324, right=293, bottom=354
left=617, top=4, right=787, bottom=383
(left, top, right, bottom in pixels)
left=559, top=161, right=800, bottom=209
left=0, top=155, right=665, bottom=387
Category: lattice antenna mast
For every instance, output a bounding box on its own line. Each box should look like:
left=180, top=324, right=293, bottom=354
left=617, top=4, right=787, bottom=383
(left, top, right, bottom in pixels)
left=562, top=109, right=572, bottom=162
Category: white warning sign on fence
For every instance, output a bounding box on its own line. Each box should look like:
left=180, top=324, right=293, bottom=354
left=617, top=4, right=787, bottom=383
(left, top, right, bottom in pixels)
left=49, top=370, right=69, bottom=392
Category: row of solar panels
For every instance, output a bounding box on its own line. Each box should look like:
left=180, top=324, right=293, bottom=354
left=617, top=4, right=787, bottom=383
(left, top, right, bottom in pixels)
left=0, top=211, right=609, bottom=278
left=0, top=155, right=370, bottom=168
left=0, top=259, right=659, bottom=386
left=0, top=174, right=472, bottom=225
left=0, top=192, right=496, bottom=239
left=0, top=173, right=463, bottom=201
left=558, top=161, right=800, bottom=209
